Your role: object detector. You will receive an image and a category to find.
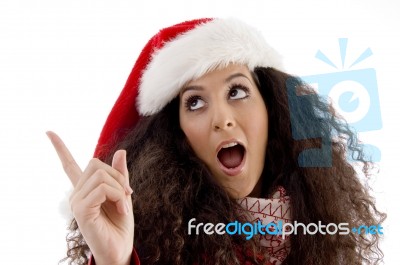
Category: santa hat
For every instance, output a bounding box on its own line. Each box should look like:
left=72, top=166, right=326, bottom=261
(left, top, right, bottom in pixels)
left=94, top=17, right=283, bottom=158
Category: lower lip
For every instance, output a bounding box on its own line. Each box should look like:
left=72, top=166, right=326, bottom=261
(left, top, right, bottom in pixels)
left=217, top=152, right=246, bottom=176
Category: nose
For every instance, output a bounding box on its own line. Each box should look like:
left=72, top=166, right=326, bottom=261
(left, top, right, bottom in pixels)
left=212, top=103, right=235, bottom=131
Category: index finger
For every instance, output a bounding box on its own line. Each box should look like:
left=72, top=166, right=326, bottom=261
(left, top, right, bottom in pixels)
left=46, top=131, right=82, bottom=187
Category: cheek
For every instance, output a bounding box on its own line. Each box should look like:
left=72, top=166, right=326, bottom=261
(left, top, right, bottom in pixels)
left=244, top=111, right=268, bottom=167
left=180, top=116, right=210, bottom=158
left=255, top=114, right=268, bottom=140
left=245, top=107, right=268, bottom=142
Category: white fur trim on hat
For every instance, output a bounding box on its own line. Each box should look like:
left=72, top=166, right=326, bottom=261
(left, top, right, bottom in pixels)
left=138, top=18, right=283, bottom=116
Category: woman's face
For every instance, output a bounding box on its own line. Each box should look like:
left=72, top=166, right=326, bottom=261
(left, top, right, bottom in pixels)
left=179, top=64, right=268, bottom=198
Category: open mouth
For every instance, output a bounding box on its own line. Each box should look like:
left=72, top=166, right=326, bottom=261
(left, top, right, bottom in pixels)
left=217, top=142, right=246, bottom=175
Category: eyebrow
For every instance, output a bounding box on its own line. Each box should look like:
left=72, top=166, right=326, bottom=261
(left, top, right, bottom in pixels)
left=225, top=73, right=250, bottom=83
left=180, top=85, right=203, bottom=96
left=180, top=72, right=251, bottom=95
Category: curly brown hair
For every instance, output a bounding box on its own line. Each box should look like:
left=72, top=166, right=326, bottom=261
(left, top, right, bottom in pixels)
left=61, top=67, right=386, bottom=265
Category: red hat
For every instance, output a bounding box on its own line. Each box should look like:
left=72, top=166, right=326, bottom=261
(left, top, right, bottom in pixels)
left=94, top=18, right=283, bottom=158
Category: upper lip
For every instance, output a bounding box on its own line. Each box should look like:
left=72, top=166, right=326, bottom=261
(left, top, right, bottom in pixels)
left=216, top=139, right=245, bottom=154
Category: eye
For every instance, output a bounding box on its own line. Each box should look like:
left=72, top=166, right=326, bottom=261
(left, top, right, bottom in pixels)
left=228, top=84, right=249, bottom=100
left=185, top=95, right=205, bottom=111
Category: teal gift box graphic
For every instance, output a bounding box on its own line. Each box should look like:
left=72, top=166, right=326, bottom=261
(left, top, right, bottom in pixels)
left=287, top=38, right=382, bottom=167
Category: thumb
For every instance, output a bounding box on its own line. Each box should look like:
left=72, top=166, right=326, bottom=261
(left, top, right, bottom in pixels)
left=112, top=150, right=131, bottom=192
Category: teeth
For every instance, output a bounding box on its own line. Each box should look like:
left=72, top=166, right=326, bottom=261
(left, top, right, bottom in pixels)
left=222, top=142, right=238, bottom=149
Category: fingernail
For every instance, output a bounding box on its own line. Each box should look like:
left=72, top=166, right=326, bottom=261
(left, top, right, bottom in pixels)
left=125, top=185, right=133, bottom=195
left=45, top=131, right=52, bottom=140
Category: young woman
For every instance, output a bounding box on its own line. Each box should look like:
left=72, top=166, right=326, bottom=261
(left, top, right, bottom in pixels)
left=48, top=18, right=385, bottom=265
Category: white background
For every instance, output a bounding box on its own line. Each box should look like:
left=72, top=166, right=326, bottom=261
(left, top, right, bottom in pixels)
left=0, top=0, right=399, bottom=264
